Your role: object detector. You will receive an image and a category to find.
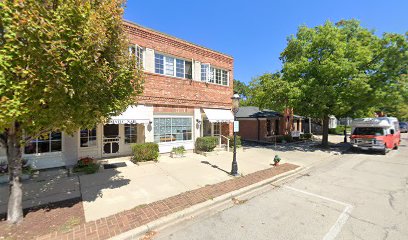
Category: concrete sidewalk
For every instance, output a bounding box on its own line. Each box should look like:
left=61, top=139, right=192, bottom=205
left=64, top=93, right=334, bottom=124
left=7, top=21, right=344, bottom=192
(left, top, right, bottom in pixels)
left=80, top=135, right=346, bottom=221
left=0, top=135, right=345, bottom=221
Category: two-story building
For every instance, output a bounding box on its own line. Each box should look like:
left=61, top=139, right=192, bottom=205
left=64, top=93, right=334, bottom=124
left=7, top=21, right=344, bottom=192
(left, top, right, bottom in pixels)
left=0, top=20, right=234, bottom=169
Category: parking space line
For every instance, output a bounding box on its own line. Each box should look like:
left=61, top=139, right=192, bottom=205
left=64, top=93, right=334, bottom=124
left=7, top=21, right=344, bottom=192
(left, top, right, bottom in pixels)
left=284, top=186, right=353, bottom=240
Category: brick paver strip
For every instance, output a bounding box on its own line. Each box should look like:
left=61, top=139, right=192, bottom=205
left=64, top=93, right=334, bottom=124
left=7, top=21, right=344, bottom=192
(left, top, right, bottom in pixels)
left=36, top=163, right=298, bottom=240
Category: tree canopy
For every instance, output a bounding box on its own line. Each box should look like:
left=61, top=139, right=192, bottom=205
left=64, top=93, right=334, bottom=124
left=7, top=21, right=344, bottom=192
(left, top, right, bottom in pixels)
left=0, top=0, right=143, bottom=138
left=0, top=0, right=143, bottom=223
left=248, top=20, right=408, bottom=145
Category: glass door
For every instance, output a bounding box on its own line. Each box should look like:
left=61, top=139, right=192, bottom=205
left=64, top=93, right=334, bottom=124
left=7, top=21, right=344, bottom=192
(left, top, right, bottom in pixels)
left=103, top=124, right=120, bottom=155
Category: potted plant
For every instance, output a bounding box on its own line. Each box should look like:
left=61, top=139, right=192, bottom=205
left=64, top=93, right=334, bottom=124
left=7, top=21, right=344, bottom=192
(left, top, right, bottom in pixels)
left=273, top=155, right=281, bottom=166
left=73, top=157, right=100, bottom=174
left=0, top=159, right=34, bottom=183
left=171, top=146, right=186, bottom=158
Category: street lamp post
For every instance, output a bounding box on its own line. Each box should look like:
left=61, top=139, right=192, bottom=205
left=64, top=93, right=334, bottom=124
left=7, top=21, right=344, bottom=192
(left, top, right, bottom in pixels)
left=231, top=93, right=241, bottom=176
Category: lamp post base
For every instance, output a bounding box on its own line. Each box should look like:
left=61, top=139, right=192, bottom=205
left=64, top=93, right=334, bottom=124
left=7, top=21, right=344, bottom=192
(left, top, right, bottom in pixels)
left=231, top=161, right=238, bottom=176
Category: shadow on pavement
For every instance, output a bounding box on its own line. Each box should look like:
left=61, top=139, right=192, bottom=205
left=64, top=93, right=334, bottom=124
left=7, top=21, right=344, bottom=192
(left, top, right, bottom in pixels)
left=200, top=161, right=231, bottom=175
left=242, top=140, right=351, bottom=153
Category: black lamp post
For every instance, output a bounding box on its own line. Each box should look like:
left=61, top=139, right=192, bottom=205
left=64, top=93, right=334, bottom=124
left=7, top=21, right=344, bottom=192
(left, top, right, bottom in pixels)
left=231, top=93, right=241, bottom=176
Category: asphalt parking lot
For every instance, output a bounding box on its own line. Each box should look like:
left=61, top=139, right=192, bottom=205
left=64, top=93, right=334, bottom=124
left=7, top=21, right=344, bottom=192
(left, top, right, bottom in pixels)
left=155, top=134, right=408, bottom=240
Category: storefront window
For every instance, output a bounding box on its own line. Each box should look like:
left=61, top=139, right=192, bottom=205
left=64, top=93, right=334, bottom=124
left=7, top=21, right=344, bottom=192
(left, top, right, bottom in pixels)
left=125, top=124, right=138, bottom=144
left=80, top=128, right=97, bottom=147
left=25, top=132, right=62, bottom=154
left=154, top=117, right=192, bottom=143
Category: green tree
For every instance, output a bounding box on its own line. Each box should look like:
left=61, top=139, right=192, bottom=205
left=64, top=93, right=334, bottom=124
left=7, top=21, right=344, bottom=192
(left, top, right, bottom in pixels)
left=277, top=20, right=407, bottom=147
left=247, top=72, right=300, bottom=111
left=233, top=79, right=250, bottom=105
left=0, top=0, right=143, bottom=223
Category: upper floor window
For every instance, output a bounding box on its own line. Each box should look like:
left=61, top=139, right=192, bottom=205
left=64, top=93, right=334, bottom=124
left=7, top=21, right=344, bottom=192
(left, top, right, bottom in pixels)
left=201, top=64, right=229, bottom=86
left=155, top=53, right=192, bottom=79
left=25, top=132, right=62, bottom=154
left=155, top=54, right=164, bottom=74
left=129, top=45, right=144, bottom=68
left=80, top=128, right=97, bottom=148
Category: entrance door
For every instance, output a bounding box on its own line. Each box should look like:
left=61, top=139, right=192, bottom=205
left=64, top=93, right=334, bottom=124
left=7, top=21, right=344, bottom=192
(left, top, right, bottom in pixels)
left=202, top=120, right=221, bottom=137
left=103, top=124, right=120, bottom=155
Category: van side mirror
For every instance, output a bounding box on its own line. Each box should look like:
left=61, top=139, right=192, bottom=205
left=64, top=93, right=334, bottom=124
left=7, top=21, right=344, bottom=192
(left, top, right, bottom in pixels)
left=390, top=129, right=395, bottom=135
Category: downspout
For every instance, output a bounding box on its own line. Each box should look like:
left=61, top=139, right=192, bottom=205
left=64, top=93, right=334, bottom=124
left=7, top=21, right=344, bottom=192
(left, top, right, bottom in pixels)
left=257, top=118, right=260, bottom=141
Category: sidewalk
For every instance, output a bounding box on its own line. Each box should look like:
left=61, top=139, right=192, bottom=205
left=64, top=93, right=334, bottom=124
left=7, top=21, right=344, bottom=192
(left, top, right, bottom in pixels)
left=0, top=135, right=346, bottom=239
left=36, top=163, right=299, bottom=240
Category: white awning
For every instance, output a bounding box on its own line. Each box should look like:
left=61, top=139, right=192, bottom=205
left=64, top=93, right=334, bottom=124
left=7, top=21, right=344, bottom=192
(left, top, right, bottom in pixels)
left=109, top=105, right=151, bottom=124
left=203, top=108, right=234, bottom=123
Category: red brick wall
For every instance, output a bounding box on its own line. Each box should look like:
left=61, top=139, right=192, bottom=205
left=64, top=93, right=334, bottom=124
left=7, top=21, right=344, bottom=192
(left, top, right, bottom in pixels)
left=238, top=120, right=259, bottom=141
left=139, top=72, right=232, bottom=109
left=124, top=21, right=233, bottom=109
left=153, top=105, right=194, bottom=114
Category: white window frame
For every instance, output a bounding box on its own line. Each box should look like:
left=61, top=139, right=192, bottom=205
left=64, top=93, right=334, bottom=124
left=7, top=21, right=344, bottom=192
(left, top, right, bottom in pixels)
left=153, top=116, right=193, bottom=143
left=79, top=128, right=97, bottom=148
left=200, top=63, right=229, bottom=86
left=24, top=132, right=63, bottom=155
left=124, top=124, right=138, bottom=144
left=129, top=44, right=145, bottom=69
left=155, top=53, right=165, bottom=74
left=155, top=52, right=194, bottom=79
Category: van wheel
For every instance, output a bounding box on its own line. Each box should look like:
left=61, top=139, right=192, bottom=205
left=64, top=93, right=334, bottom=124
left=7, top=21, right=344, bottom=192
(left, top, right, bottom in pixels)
left=382, top=146, right=387, bottom=155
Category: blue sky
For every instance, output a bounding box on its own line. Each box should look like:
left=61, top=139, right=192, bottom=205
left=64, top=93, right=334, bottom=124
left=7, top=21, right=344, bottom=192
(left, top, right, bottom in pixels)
left=124, top=0, right=408, bottom=84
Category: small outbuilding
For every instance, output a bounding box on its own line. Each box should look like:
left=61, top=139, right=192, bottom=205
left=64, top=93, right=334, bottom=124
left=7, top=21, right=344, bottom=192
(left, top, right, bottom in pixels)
left=236, top=106, right=304, bottom=142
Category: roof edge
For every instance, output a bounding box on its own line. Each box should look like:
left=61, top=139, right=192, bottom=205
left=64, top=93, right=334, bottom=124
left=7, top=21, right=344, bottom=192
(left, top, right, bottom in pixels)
left=123, top=19, right=233, bottom=59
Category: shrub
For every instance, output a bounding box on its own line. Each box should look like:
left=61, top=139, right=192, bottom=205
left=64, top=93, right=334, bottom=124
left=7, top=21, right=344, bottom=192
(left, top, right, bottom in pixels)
left=329, top=125, right=351, bottom=135
left=81, top=163, right=99, bottom=174
left=283, top=134, right=293, bottom=143
left=195, top=136, right=218, bottom=152
left=300, top=133, right=313, bottom=139
left=131, top=142, right=159, bottom=162
left=74, top=157, right=99, bottom=174
left=171, top=146, right=186, bottom=155
left=228, top=135, right=241, bottom=147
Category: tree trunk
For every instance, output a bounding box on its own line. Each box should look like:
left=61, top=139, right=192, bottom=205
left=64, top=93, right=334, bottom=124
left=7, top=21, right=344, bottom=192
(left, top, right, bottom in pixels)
left=322, top=115, right=330, bottom=148
left=6, top=122, right=24, bottom=224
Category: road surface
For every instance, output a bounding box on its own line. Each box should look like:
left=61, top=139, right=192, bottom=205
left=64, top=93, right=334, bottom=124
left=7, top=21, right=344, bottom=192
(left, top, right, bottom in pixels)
left=154, top=134, right=408, bottom=240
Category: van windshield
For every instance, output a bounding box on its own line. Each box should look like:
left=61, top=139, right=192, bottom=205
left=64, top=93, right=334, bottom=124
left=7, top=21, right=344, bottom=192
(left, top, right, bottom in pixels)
left=353, top=127, right=384, bottom=136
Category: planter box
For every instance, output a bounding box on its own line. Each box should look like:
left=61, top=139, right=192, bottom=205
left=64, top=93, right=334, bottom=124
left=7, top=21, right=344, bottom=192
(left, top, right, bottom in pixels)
left=0, top=174, right=31, bottom=184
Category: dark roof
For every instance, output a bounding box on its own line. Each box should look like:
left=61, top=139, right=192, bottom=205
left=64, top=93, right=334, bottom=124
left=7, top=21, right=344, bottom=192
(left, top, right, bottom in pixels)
left=236, top=107, right=282, bottom=118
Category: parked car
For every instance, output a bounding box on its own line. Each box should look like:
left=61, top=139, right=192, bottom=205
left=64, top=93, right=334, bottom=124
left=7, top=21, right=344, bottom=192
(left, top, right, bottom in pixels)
left=399, top=122, right=408, bottom=133
left=350, top=117, right=401, bottom=155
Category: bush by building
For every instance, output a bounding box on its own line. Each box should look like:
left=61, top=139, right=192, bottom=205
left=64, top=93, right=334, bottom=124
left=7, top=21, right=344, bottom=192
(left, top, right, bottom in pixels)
left=195, top=136, right=218, bottom=152
left=228, top=135, right=241, bottom=147
left=131, top=142, right=159, bottom=162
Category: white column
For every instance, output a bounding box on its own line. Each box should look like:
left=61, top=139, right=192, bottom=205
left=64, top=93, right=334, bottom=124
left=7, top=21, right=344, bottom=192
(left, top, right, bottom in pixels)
left=144, top=105, right=154, bottom=143
left=193, top=108, right=201, bottom=140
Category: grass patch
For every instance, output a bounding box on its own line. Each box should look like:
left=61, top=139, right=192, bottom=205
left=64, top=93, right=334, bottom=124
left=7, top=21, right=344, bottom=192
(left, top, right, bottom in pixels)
left=58, top=216, right=81, bottom=233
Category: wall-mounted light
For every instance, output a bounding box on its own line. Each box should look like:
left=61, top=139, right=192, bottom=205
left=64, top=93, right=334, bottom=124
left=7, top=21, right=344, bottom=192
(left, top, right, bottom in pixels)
left=196, top=119, right=202, bottom=126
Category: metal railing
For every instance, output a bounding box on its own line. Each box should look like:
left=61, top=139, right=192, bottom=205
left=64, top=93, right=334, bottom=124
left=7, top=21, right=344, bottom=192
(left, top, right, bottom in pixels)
left=220, top=135, right=230, bottom=152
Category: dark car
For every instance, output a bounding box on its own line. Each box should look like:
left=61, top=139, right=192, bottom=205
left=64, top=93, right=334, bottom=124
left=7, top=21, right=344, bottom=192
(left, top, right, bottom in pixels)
left=399, top=122, right=408, bottom=133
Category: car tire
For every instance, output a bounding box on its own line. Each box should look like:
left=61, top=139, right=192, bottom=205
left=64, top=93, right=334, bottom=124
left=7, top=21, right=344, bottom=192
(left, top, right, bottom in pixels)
left=382, top=146, right=387, bottom=155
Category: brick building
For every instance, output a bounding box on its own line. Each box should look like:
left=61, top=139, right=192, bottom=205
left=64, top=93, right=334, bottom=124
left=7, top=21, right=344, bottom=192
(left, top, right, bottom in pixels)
left=0, top=20, right=234, bottom=169
left=236, top=107, right=303, bottom=142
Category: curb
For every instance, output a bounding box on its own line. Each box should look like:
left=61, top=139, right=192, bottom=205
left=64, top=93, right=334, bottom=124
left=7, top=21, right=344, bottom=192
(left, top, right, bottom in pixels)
left=110, top=165, right=308, bottom=240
